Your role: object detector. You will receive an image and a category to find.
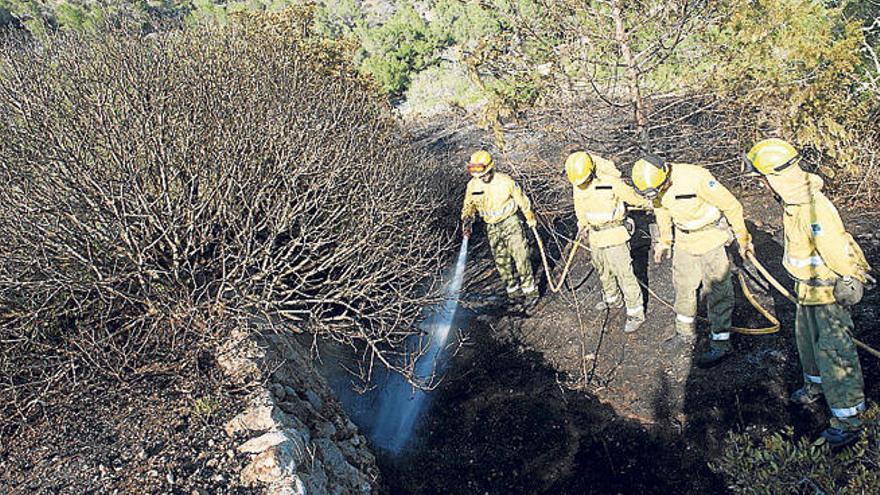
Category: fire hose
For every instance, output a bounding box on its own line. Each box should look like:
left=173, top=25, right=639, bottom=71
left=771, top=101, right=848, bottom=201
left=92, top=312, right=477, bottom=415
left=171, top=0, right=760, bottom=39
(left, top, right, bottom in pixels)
left=531, top=223, right=880, bottom=357
left=533, top=224, right=779, bottom=333
left=744, top=252, right=880, bottom=360
left=531, top=224, right=586, bottom=293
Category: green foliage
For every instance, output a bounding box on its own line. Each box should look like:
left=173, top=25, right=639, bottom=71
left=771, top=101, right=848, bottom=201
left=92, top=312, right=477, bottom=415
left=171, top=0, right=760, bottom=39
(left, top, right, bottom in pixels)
left=428, top=0, right=502, bottom=49
left=356, top=2, right=442, bottom=95
left=55, top=1, right=104, bottom=30
left=0, top=0, right=51, bottom=36
left=708, top=0, right=868, bottom=176
left=403, top=62, right=484, bottom=116
left=712, top=407, right=880, bottom=494
left=191, top=395, right=221, bottom=423
left=312, top=0, right=362, bottom=38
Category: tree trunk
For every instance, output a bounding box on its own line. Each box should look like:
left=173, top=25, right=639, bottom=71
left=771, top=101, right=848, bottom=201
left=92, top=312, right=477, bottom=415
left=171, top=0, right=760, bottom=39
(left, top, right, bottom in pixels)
left=610, top=0, right=649, bottom=149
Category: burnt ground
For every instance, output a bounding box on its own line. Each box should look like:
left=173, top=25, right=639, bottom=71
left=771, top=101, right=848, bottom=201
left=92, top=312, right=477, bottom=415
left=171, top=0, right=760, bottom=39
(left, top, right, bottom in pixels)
left=366, top=196, right=880, bottom=495
left=357, top=115, right=880, bottom=494
left=0, top=357, right=258, bottom=495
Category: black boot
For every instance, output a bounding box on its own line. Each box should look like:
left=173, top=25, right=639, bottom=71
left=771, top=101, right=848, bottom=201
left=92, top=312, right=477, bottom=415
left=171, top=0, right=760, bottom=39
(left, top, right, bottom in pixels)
left=696, top=346, right=730, bottom=368
left=789, top=386, right=822, bottom=405
left=522, top=292, right=540, bottom=312
left=820, top=427, right=860, bottom=448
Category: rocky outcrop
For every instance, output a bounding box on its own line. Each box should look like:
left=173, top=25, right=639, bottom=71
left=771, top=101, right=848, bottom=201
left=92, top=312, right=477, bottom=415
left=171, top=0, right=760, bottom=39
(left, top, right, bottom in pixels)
left=217, top=327, right=379, bottom=495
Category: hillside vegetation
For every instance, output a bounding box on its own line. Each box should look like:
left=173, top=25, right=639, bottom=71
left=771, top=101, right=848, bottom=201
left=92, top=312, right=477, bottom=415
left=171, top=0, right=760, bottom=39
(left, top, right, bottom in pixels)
left=0, top=8, right=455, bottom=438
left=2, top=2, right=880, bottom=494
left=8, top=0, right=875, bottom=198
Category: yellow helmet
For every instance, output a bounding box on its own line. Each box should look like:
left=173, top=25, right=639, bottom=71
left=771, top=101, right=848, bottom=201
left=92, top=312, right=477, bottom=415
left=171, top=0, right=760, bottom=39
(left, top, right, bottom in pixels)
left=631, top=155, right=669, bottom=199
left=743, top=138, right=799, bottom=176
left=466, top=150, right=494, bottom=177
left=565, top=152, right=595, bottom=186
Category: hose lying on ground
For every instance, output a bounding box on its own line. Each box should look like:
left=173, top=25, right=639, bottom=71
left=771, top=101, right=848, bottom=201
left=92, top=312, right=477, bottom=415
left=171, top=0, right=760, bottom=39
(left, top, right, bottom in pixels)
left=745, top=253, right=880, bottom=360
left=531, top=224, right=586, bottom=293
left=531, top=221, right=880, bottom=358
left=531, top=224, right=779, bottom=333
left=634, top=267, right=780, bottom=336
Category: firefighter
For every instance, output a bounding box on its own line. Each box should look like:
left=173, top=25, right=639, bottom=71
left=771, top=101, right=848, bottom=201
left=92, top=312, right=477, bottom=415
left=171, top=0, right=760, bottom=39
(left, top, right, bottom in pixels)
left=461, top=150, right=539, bottom=309
left=566, top=151, right=650, bottom=333
left=631, top=155, right=753, bottom=367
left=744, top=138, right=871, bottom=447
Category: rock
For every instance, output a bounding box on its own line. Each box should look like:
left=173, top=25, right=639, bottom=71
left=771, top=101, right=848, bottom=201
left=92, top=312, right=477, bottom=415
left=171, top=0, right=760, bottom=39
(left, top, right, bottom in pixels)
left=302, top=460, right=329, bottom=494
left=277, top=399, right=309, bottom=418
left=239, top=430, right=293, bottom=454
left=216, top=328, right=264, bottom=385
left=340, top=439, right=375, bottom=469
left=216, top=324, right=378, bottom=494
left=240, top=448, right=289, bottom=485
left=315, top=438, right=367, bottom=489
left=283, top=386, right=297, bottom=399
left=340, top=419, right=358, bottom=438
left=315, top=421, right=337, bottom=439
left=224, top=399, right=277, bottom=437
left=240, top=437, right=305, bottom=486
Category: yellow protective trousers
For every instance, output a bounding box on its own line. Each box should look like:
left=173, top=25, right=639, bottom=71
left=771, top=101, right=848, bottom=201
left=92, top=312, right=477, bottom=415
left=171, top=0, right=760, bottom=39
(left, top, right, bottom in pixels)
left=591, top=242, right=643, bottom=316
left=671, top=245, right=734, bottom=347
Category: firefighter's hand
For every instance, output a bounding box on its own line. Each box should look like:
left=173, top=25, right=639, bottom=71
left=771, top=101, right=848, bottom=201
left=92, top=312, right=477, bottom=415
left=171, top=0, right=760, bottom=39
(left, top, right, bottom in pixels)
left=462, top=218, right=473, bottom=239
left=737, top=235, right=754, bottom=259
left=834, top=276, right=864, bottom=306
left=738, top=240, right=755, bottom=260
left=576, top=227, right=589, bottom=245
left=653, top=242, right=671, bottom=264
left=524, top=211, right=537, bottom=229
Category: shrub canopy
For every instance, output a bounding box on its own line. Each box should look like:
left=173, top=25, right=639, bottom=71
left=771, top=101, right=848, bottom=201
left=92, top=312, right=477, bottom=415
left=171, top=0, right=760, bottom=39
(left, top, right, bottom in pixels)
left=0, top=10, right=454, bottom=431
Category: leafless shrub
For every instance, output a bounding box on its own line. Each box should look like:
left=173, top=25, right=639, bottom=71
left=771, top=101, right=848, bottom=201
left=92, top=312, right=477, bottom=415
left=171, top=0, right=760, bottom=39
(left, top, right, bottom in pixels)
left=0, top=12, right=455, bottom=433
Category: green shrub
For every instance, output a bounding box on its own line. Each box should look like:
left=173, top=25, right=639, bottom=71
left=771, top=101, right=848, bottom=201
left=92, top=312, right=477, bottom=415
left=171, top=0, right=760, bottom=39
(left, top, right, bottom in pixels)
left=356, top=2, right=442, bottom=95
left=711, top=406, right=880, bottom=494
left=403, top=62, right=485, bottom=116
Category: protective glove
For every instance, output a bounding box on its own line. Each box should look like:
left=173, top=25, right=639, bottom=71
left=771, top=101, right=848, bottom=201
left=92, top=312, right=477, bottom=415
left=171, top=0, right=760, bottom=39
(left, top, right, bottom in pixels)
left=653, top=242, right=671, bottom=264
left=524, top=210, right=537, bottom=229
left=834, top=276, right=864, bottom=307
left=624, top=217, right=635, bottom=236
left=462, top=217, right=473, bottom=239
left=737, top=235, right=755, bottom=260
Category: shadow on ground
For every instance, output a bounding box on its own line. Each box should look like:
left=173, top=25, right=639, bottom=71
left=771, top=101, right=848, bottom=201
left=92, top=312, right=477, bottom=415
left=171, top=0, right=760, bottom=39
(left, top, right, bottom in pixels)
left=377, top=313, right=723, bottom=495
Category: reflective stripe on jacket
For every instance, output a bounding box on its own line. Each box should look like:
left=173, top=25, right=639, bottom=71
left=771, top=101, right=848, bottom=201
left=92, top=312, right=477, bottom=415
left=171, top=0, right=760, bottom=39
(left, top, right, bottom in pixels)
left=654, top=163, right=748, bottom=256
left=573, top=173, right=650, bottom=249
left=461, top=172, right=534, bottom=225
left=782, top=191, right=870, bottom=304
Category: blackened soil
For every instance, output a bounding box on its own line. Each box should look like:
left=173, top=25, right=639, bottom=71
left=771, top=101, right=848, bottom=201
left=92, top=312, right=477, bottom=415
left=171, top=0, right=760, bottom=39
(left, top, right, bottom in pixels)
left=376, top=315, right=722, bottom=494
left=0, top=362, right=257, bottom=495
left=368, top=198, right=880, bottom=495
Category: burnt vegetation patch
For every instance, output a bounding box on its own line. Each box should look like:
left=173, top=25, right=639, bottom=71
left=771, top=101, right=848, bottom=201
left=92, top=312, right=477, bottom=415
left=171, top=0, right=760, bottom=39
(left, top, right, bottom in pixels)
left=0, top=9, right=456, bottom=467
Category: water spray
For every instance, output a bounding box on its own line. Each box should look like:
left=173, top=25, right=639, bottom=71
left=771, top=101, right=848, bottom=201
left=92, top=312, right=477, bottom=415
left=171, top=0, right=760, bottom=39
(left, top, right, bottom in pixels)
left=372, top=238, right=470, bottom=453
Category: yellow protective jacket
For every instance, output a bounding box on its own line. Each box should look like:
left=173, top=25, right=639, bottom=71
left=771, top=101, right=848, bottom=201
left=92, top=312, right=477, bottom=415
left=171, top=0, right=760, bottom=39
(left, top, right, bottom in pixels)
left=781, top=189, right=870, bottom=305
left=574, top=174, right=650, bottom=249
left=654, top=163, right=749, bottom=256
left=461, top=172, right=535, bottom=225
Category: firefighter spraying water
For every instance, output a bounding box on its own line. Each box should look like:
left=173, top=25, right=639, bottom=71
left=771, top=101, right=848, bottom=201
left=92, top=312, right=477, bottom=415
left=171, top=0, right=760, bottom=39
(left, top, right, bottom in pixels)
left=373, top=238, right=469, bottom=453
